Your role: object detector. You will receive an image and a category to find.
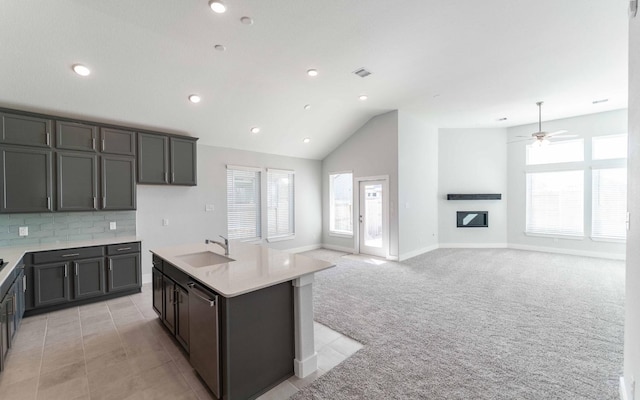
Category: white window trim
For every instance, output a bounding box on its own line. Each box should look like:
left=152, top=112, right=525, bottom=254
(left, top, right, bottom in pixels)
left=329, top=170, right=354, bottom=237
left=524, top=232, right=585, bottom=240
left=226, top=164, right=262, bottom=172
left=266, top=168, right=295, bottom=240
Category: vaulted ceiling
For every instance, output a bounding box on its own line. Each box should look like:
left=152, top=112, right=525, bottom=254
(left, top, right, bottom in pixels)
left=0, top=0, right=629, bottom=159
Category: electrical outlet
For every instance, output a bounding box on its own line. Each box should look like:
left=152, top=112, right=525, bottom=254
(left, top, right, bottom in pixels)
left=19, top=226, right=28, bottom=236
left=162, top=219, right=169, bottom=226
left=205, top=204, right=215, bottom=212
left=109, top=221, right=117, bottom=230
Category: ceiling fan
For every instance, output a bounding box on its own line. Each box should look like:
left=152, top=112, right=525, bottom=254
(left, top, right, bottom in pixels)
left=512, top=101, right=576, bottom=146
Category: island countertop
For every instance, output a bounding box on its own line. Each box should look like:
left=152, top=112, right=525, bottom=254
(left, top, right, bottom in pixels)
left=150, top=241, right=334, bottom=297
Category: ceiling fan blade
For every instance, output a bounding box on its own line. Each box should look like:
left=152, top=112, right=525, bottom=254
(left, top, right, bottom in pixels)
left=550, top=134, right=578, bottom=139
left=515, top=135, right=532, bottom=138
left=546, top=130, right=568, bottom=137
left=507, top=138, right=534, bottom=144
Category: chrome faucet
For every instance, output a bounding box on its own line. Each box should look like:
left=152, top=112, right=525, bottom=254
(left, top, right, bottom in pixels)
left=206, top=235, right=229, bottom=255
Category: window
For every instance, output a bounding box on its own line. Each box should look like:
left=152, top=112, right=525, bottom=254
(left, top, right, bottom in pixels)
left=267, top=169, right=295, bottom=240
left=592, top=168, right=627, bottom=240
left=526, top=139, right=583, bottom=165
left=593, top=134, right=627, bottom=160
left=226, top=166, right=261, bottom=240
left=329, top=173, right=353, bottom=235
left=526, top=171, right=584, bottom=236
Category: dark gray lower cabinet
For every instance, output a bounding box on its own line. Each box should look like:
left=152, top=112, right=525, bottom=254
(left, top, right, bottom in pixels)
left=33, top=262, right=70, bottom=308
left=176, top=285, right=189, bottom=351
left=152, top=267, right=163, bottom=316
left=162, top=276, right=176, bottom=335
left=107, top=253, right=141, bottom=293
left=73, top=257, right=106, bottom=300
left=0, top=146, right=53, bottom=213
left=0, top=266, right=25, bottom=372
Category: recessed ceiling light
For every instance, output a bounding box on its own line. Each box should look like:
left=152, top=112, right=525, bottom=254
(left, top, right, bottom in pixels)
left=209, top=0, right=226, bottom=13
left=359, top=95, right=368, bottom=101
left=303, top=138, right=311, bottom=144
left=592, top=98, right=609, bottom=104
left=250, top=127, right=260, bottom=134
left=304, top=104, right=311, bottom=110
left=240, top=16, right=254, bottom=25
left=214, top=44, right=226, bottom=51
left=307, top=69, right=318, bottom=77
left=188, top=94, right=201, bottom=103
left=72, top=64, right=91, bottom=77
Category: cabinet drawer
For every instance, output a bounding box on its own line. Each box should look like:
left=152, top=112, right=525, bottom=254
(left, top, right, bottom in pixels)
left=106, top=242, right=140, bottom=255
left=32, top=246, right=104, bottom=264
left=152, top=254, right=163, bottom=272
left=163, top=262, right=190, bottom=288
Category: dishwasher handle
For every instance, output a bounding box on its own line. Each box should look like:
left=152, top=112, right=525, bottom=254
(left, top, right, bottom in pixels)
left=188, top=283, right=216, bottom=307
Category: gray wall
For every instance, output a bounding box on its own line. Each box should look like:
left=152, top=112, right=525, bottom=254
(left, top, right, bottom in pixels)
left=0, top=211, right=136, bottom=246
left=398, top=111, right=439, bottom=260
left=624, top=9, right=640, bottom=400
left=136, top=144, right=322, bottom=281
left=506, top=109, right=627, bottom=259
left=438, top=128, right=508, bottom=247
left=322, top=110, right=399, bottom=257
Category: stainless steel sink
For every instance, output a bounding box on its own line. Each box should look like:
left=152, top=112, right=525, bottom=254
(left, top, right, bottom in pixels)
left=176, top=251, right=235, bottom=267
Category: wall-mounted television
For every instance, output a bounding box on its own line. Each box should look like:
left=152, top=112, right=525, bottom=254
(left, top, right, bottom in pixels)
left=456, top=211, right=488, bottom=228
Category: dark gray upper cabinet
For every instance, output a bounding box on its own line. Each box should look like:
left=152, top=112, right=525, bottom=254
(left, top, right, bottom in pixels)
left=0, top=146, right=53, bottom=213
left=73, top=257, right=106, bottom=300
left=56, top=152, right=98, bottom=211
left=170, top=137, right=197, bottom=186
left=100, top=127, right=136, bottom=156
left=137, top=133, right=169, bottom=184
left=0, top=112, right=52, bottom=147
left=56, top=121, right=98, bottom=152
left=101, top=155, right=136, bottom=210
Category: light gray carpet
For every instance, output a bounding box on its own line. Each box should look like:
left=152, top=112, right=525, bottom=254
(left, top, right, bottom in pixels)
left=293, top=248, right=624, bottom=400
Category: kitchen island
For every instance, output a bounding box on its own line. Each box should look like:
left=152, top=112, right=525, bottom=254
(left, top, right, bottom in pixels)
left=150, top=240, right=334, bottom=400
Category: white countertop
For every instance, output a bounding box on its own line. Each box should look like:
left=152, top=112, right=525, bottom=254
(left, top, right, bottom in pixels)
left=150, top=241, right=334, bottom=297
left=0, top=236, right=142, bottom=287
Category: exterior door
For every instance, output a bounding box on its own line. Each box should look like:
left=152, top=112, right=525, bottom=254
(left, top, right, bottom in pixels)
left=358, top=180, right=387, bottom=257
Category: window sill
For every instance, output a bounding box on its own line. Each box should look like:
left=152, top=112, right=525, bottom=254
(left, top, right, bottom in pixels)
left=590, top=236, right=626, bottom=244
left=329, top=231, right=353, bottom=239
left=267, top=235, right=295, bottom=243
left=525, top=232, right=585, bottom=241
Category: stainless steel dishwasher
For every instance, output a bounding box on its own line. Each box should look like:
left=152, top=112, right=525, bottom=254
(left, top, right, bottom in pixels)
left=188, top=282, right=220, bottom=398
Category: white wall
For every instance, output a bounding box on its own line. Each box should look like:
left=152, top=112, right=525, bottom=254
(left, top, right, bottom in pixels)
left=398, top=111, right=439, bottom=260
left=438, top=128, right=508, bottom=247
left=623, top=10, right=640, bottom=400
left=136, top=144, right=322, bottom=281
left=506, top=109, right=628, bottom=259
left=322, top=111, right=399, bottom=257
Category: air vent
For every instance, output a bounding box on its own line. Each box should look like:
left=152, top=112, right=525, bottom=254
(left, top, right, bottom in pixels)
left=353, top=68, right=372, bottom=78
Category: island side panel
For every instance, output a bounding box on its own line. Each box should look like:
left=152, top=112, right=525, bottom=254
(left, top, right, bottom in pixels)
left=220, top=281, right=295, bottom=400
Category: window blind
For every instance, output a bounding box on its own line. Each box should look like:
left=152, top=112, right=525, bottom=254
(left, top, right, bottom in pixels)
left=226, top=168, right=261, bottom=240
left=526, top=170, right=584, bottom=236
left=592, top=168, right=627, bottom=240
left=267, top=169, right=294, bottom=239
left=329, top=173, right=353, bottom=234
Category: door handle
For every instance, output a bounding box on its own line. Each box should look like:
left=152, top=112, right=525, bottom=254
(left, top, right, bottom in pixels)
left=359, top=215, right=363, bottom=223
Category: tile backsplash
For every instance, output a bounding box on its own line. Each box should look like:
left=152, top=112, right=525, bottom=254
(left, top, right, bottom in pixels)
left=0, top=211, right=136, bottom=247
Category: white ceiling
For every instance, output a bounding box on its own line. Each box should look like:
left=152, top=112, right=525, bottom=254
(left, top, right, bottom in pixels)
left=0, top=0, right=629, bottom=160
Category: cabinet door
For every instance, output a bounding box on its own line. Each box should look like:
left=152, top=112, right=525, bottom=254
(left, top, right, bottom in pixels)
left=57, top=152, right=98, bottom=211
left=107, top=253, right=141, bottom=293
left=0, top=298, right=8, bottom=370
left=162, top=277, right=176, bottom=335
left=0, top=112, right=52, bottom=147
left=73, top=257, right=106, bottom=300
left=137, top=133, right=169, bottom=184
left=33, top=262, right=70, bottom=308
left=0, top=146, right=53, bottom=213
left=152, top=268, right=163, bottom=317
left=175, top=285, right=189, bottom=352
left=101, top=155, right=136, bottom=210
left=56, top=121, right=97, bottom=152
left=100, top=128, right=135, bottom=156
left=6, top=284, right=17, bottom=343
left=170, top=137, right=197, bottom=186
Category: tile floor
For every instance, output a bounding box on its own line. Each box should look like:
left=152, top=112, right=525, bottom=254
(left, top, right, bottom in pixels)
left=0, top=284, right=362, bottom=400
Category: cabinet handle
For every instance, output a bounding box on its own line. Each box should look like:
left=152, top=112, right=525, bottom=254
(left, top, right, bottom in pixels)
left=47, top=196, right=51, bottom=210
left=109, top=259, right=113, bottom=271
left=172, top=173, right=175, bottom=183
left=169, top=288, right=173, bottom=303
left=62, top=253, right=80, bottom=258
left=103, top=196, right=106, bottom=209
left=64, top=265, right=68, bottom=277
left=93, top=197, right=97, bottom=209
left=101, top=139, right=105, bottom=151
left=117, top=247, right=132, bottom=251
left=23, top=275, right=27, bottom=292
left=13, top=293, right=16, bottom=314
left=91, top=138, right=96, bottom=150
left=164, top=172, right=168, bottom=183
left=46, top=132, right=50, bottom=146
left=75, top=262, right=78, bottom=276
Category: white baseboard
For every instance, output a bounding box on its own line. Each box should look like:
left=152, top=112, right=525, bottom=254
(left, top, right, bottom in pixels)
left=399, top=244, right=439, bottom=261
left=284, top=244, right=323, bottom=253
left=321, top=243, right=355, bottom=253
left=142, top=273, right=152, bottom=284
left=439, top=243, right=508, bottom=249
left=508, top=243, right=625, bottom=260
left=620, top=376, right=628, bottom=400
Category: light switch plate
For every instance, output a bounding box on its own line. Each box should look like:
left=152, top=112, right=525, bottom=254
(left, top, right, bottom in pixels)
left=19, top=226, right=28, bottom=236
left=109, top=221, right=117, bottom=230
left=162, top=219, right=169, bottom=226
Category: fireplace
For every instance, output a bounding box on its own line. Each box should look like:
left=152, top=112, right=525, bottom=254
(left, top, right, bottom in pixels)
left=456, top=211, right=488, bottom=228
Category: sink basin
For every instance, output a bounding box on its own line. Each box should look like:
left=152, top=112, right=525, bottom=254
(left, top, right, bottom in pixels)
left=177, top=251, right=235, bottom=267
